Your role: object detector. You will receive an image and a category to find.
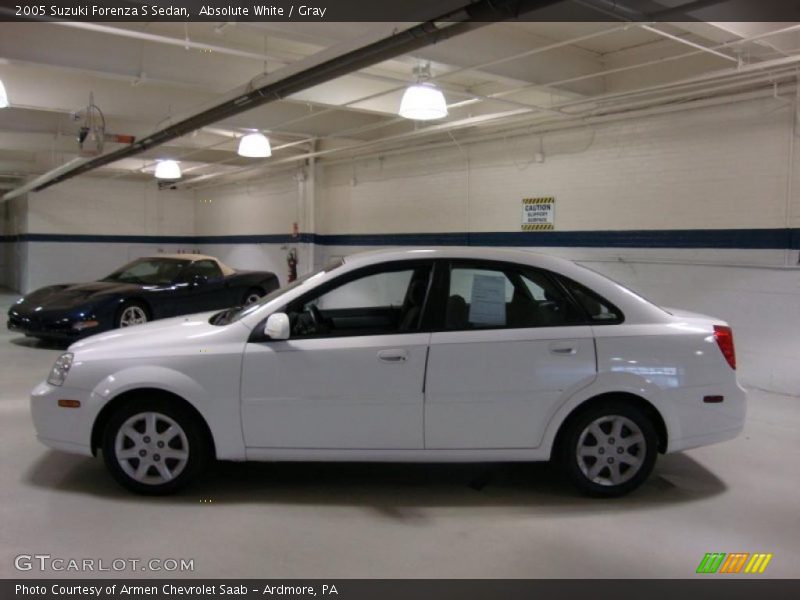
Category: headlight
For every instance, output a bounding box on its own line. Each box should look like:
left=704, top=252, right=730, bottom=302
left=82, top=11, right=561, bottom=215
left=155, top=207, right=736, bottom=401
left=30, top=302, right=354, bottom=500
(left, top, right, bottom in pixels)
left=47, top=353, right=74, bottom=387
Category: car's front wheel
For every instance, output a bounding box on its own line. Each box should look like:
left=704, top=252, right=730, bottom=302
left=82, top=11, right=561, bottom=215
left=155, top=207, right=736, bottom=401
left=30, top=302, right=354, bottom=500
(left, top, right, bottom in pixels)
left=102, top=399, right=209, bottom=495
left=559, top=401, right=658, bottom=497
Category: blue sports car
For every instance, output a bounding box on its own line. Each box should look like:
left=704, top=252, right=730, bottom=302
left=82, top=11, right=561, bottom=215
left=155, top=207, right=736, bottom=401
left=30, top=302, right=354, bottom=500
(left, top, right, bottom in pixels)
left=7, top=254, right=279, bottom=341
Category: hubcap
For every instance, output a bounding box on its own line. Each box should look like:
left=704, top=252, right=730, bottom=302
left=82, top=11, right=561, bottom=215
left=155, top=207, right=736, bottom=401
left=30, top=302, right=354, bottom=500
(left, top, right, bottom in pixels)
left=244, top=293, right=262, bottom=306
left=119, top=306, right=147, bottom=327
left=114, top=412, right=189, bottom=485
left=576, top=415, right=646, bottom=487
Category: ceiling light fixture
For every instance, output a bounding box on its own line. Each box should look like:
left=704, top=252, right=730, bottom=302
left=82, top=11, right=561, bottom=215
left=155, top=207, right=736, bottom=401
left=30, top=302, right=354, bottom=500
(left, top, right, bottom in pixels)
left=238, top=132, right=272, bottom=158
left=399, top=63, right=447, bottom=121
left=0, top=79, right=9, bottom=109
left=154, top=159, right=181, bottom=179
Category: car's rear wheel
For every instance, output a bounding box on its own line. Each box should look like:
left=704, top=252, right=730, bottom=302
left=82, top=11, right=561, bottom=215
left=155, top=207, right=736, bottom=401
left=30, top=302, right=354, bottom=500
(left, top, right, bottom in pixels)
left=102, top=399, right=209, bottom=495
left=242, top=287, right=264, bottom=306
left=559, top=401, right=658, bottom=497
left=116, top=301, right=149, bottom=328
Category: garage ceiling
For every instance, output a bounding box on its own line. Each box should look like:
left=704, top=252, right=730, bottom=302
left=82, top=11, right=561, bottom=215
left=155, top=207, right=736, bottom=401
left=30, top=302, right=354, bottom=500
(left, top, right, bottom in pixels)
left=0, top=16, right=798, bottom=191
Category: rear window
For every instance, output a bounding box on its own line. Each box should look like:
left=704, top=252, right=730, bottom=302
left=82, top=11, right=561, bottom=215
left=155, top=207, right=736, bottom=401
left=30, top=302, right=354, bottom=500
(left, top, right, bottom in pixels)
left=572, top=264, right=671, bottom=316
left=557, top=276, right=624, bottom=324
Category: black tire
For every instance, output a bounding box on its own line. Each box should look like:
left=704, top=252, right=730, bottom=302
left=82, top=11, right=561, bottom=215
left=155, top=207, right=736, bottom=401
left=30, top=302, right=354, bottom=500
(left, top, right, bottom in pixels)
left=558, top=401, right=658, bottom=497
left=115, top=300, right=150, bottom=329
left=241, top=287, right=265, bottom=306
left=102, top=397, right=210, bottom=495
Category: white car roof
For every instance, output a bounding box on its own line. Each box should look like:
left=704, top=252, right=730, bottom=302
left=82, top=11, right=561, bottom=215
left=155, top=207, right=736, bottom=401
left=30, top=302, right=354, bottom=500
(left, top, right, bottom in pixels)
left=341, top=246, right=573, bottom=270
left=240, top=247, right=669, bottom=328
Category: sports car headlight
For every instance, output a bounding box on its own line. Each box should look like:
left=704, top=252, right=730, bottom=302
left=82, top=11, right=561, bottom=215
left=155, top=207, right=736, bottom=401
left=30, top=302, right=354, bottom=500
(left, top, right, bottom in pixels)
left=47, top=353, right=74, bottom=387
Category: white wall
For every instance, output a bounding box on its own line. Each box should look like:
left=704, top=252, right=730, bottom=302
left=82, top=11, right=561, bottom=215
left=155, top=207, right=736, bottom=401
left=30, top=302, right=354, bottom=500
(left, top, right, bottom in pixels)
left=195, top=171, right=312, bottom=286
left=317, top=97, right=795, bottom=236
left=20, top=179, right=197, bottom=291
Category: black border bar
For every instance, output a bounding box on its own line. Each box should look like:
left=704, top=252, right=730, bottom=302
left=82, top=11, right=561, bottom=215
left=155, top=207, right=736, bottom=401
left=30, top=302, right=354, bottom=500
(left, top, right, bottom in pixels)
left=1, top=0, right=800, bottom=22
left=4, top=579, right=800, bottom=600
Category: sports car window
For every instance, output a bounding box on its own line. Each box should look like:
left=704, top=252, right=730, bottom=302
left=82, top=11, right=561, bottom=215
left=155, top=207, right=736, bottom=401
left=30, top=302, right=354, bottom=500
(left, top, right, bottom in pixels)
left=444, top=262, right=583, bottom=330
left=287, top=264, right=432, bottom=338
left=103, top=258, right=190, bottom=285
left=188, top=260, right=223, bottom=281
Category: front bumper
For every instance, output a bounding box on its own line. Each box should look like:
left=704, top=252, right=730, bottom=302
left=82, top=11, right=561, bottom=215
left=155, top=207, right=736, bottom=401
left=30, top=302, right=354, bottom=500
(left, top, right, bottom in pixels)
left=30, top=381, right=95, bottom=457
left=8, top=309, right=110, bottom=341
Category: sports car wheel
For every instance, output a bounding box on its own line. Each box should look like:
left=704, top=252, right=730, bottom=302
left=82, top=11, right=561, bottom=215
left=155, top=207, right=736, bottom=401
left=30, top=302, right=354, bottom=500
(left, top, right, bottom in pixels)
left=102, top=399, right=209, bottom=495
left=117, top=302, right=149, bottom=328
left=242, top=288, right=264, bottom=306
left=559, top=402, right=657, bottom=497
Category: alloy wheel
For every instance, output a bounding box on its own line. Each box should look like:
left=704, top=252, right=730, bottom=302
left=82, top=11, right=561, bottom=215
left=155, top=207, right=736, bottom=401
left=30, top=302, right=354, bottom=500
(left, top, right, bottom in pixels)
left=575, top=415, right=646, bottom=486
left=114, top=412, right=189, bottom=485
left=119, top=306, right=147, bottom=327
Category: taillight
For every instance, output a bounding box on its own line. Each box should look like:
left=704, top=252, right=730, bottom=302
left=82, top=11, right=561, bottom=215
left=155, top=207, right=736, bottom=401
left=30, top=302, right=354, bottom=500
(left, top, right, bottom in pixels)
left=713, top=325, right=736, bottom=370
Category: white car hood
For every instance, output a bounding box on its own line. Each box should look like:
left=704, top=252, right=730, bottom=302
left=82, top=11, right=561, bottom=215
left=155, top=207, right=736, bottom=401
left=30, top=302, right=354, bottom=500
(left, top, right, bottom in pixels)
left=69, top=311, right=237, bottom=355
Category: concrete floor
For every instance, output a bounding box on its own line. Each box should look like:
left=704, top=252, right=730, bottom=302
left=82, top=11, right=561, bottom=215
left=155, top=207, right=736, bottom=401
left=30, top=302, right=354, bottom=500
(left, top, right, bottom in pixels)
left=1, top=288, right=798, bottom=580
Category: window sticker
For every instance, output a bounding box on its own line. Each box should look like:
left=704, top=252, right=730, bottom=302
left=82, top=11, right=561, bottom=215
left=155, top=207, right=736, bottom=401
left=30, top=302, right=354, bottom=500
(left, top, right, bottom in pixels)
left=468, top=274, right=507, bottom=326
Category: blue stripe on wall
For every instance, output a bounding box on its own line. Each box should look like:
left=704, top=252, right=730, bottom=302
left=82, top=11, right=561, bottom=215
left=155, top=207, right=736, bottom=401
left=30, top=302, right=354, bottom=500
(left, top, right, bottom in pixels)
left=2, top=229, right=799, bottom=249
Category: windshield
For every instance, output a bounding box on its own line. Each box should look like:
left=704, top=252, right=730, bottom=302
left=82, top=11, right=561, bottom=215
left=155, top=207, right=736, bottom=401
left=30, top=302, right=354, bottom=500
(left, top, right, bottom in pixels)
left=102, top=258, right=191, bottom=285
left=215, top=258, right=345, bottom=325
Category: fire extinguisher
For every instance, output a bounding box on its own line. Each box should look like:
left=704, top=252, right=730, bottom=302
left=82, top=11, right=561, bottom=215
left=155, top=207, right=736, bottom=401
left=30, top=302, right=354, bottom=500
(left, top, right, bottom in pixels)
left=286, top=248, right=298, bottom=283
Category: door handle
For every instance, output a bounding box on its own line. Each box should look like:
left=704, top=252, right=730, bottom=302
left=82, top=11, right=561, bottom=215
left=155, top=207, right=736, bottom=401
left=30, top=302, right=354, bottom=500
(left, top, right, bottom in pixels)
left=377, top=349, right=408, bottom=362
left=549, top=343, right=577, bottom=355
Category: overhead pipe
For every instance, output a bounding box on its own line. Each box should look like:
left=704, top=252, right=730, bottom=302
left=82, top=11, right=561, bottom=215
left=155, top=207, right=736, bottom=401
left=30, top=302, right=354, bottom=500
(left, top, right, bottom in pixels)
left=182, top=58, right=800, bottom=188
left=3, top=0, right=565, bottom=200
left=191, top=83, right=798, bottom=192
left=213, top=21, right=800, bottom=161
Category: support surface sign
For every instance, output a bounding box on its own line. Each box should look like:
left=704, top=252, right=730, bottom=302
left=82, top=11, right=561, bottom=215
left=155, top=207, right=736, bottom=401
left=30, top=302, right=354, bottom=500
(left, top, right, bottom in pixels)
left=521, top=197, right=555, bottom=231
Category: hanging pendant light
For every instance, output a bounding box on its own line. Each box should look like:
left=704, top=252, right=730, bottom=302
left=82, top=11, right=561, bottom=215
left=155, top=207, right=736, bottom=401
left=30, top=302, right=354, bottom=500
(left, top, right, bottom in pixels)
left=154, top=159, right=181, bottom=179
left=399, top=63, right=447, bottom=121
left=238, top=132, right=272, bottom=158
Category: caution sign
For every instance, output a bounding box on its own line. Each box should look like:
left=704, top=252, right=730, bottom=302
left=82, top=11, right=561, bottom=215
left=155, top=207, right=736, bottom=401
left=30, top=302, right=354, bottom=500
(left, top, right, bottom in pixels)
left=521, top=197, right=555, bottom=231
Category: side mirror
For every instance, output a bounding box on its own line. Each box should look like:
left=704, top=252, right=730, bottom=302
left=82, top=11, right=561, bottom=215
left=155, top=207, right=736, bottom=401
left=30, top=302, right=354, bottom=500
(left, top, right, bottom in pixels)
left=191, top=274, right=208, bottom=286
left=264, top=312, right=290, bottom=340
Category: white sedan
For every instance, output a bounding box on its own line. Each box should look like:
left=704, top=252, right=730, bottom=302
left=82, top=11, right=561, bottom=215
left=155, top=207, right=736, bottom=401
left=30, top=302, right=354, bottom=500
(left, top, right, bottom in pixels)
left=31, top=248, right=746, bottom=496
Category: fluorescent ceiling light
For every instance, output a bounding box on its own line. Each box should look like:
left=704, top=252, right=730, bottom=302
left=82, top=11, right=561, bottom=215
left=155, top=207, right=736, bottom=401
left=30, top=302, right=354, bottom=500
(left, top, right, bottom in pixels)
left=154, top=160, right=181, bottom=179
left=399, top=82, right=448, bottom=121
left=238, top=132, right=272, bottom=158
left=0, top=79, right=8, bottom=108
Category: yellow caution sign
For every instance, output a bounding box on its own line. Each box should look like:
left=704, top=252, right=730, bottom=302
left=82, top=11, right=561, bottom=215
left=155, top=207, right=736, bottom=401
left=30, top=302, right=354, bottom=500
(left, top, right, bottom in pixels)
left=521, top=197, right=555, bottom=231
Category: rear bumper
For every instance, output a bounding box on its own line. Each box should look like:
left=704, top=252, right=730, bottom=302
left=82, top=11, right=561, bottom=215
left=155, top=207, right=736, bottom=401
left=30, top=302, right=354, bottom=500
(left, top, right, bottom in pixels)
left=665, top=380, right=747, bottom=453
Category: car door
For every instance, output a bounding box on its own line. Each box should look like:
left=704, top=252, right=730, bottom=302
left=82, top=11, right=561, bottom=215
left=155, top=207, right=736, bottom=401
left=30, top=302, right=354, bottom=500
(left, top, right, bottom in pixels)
left=240, top=261, right=433, bottom=449
left=424, top=260, right=596, bottom=449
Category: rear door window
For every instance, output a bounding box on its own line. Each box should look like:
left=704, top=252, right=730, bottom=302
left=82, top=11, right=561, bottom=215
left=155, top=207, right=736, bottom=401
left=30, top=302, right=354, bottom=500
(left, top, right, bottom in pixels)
left=444, top=262, right=585, bottom=330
